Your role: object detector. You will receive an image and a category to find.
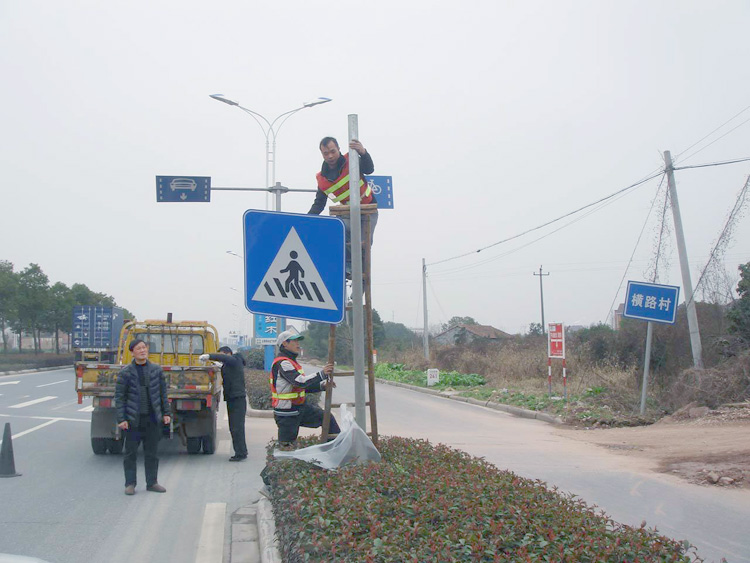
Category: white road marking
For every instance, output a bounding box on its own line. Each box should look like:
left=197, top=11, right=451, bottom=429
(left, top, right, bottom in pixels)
left=78, top=405, right=95, bottom=412
left=195, top=503, right=226, bottom=563
left=9, top=396, right=57, bottom=409
left=0, top=419, right=59, bottom=445
left=0, top=381, right=20, bottom=386
left=36, top=379, right=68, bottom=388
left=0, top=413, right=88, bottom=423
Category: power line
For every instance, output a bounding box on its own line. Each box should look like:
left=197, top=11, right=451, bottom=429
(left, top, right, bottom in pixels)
left=675, top=116, right=750, bottom=165
left=674, top=156, right=750, bottom=170
left=674, top=103, right=750, bottom=162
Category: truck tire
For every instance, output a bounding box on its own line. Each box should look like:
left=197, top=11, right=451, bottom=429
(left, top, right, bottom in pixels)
left=187, top=437, right=202, bottom=454
left=202, top=403, right=218, bottom=454
left=91, top=438, right=108, bottom=455
left=108, top=439, right=124, bottom=454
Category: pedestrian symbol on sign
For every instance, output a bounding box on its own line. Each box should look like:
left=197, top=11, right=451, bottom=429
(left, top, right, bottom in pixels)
left=251, top=227, right=337, bottom=311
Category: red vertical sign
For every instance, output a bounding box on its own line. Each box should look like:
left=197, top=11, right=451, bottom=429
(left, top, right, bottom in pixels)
left=548, top=323, right=565, bottom=359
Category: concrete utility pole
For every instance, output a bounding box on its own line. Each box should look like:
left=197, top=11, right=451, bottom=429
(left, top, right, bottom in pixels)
left=422, top=258, right=429, bottom=360
left=348, top=114, right=367, bottom=430
left=533, top=266, right=549, bottom=335
left=664, top=151, right=704, bottom=369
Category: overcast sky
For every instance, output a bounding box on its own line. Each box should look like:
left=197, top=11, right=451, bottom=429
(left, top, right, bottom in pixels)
left=2, top=1, right=750, bottom=340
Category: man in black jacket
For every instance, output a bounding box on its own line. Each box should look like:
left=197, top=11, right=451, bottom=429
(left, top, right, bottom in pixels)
left=115, top=339, right=171, bottom=495
left=200, top=346, right=248, bottom=461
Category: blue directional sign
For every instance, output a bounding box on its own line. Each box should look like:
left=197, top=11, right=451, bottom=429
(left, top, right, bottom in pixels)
left=254, top=314, right=286, bottom=345
left=243, top=210, right=346, bottom=323
left=624, top=281, right=680, bottom=324
left=365, top=175, right=394, bottom=209
left=156, top=176, right=211, bottom=202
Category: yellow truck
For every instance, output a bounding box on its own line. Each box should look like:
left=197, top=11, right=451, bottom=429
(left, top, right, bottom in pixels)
left=75, top=318, right=223, bottom=455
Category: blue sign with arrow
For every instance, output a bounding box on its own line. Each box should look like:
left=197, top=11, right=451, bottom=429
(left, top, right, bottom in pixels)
left=623, top=281, right=680, bottom=324
left=156, top=176, right=211, bottom=202
left=243, top=210, right=346, bottom=323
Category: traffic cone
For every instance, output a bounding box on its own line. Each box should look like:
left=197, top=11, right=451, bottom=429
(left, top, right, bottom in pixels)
left=0, top=422, right=22, bottom=477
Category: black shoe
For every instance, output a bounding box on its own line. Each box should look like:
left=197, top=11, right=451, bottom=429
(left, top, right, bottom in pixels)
left=229, top=455, right=247, bottom=462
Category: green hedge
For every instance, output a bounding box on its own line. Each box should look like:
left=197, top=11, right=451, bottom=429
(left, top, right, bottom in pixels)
left=375, top=363, right=485, bottom=387
left=264, top=436, right=695, bottom=562
left=0, top=353, right=74, bottom=373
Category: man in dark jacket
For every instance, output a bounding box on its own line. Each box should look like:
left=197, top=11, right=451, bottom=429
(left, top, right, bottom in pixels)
left=200, top=346, right=248, bottom=461
left=115, top=339, right=171, bottom=495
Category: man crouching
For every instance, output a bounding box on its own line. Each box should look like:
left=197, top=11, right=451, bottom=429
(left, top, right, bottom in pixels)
left=271, top=330, right=340, bottom=448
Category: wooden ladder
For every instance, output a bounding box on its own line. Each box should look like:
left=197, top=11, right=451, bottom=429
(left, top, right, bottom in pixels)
left=320, top=203, right=379, bottom=445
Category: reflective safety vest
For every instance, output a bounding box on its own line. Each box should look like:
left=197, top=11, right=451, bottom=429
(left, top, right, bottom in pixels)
left=270, top=356, right=306, bottom=407
left=316, top=154, right=373, bottom=205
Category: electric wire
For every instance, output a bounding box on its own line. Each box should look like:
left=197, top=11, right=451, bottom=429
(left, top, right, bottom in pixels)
left=604, top=174, right=667, bottom=324
left=674, top=156, right=750, bottom=170
left=673, top=103, right=750, bottom=162
left=674, top=115, right=750, bottom=165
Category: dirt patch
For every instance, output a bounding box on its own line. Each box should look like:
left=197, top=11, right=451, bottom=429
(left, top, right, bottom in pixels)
left=556, top=404, right=750, bottom=489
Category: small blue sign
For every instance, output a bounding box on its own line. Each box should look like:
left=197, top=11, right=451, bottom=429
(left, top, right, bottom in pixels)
left=243, top=210, right=345, bottom=324
left=365, top=175, right=393, bottom=209
left=624, top=281, right=680, bottom=324
left=156, top=176, right=211, bottom=202
left=254, top=314, right=286, bottom=343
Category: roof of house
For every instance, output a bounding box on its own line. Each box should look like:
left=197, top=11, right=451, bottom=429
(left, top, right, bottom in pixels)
left=437, top=324, right=512, bottom=340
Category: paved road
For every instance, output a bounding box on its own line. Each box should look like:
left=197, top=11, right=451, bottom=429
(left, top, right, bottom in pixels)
left=0, top=367, right=273, bottom=563
left=327, top=374, right=749, bottom=563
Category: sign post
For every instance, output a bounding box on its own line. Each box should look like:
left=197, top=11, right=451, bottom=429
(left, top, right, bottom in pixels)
left=547, top=323, right=566, bottom=399
left=623, top=281, right=680, bottom=415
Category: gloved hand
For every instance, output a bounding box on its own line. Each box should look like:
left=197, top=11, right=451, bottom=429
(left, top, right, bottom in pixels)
left=199, top=354, right=210, bottom=362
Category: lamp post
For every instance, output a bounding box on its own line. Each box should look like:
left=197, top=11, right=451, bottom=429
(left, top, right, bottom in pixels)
left=209, top=94, right=331, bottom=211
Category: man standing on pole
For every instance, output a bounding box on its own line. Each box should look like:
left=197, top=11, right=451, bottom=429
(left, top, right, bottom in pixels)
left=308, top=136, right=377, bottom=278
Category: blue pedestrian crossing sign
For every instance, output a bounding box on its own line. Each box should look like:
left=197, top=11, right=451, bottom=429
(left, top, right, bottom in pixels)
left=624, top=281, right=680, bottom=324
left=243, top=210, right=346, bottom=324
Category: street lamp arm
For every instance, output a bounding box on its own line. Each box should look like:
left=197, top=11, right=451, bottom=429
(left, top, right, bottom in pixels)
left=236, top=106, right=273, bottom=139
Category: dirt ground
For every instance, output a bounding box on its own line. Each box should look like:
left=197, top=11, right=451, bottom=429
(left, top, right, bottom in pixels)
left=555, top=403, right=750, bottom=489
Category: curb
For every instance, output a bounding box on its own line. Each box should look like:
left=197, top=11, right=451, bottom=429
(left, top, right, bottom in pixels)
left=257, top=497, right=281, bottom=563
left=375, top=378, right=565, bottom=425
left=246, top=406, right=273, bottom=419
left=0, top=366, right=72, bottom=377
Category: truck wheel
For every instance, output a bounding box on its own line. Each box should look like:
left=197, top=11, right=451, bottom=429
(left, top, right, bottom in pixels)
left=187, top=437, right=202, bottom=454
left=91, top=438, right=108, bottom=455
left=202, top=404, right=218, bottom=454
left=107, top=439, right=124, bottom=454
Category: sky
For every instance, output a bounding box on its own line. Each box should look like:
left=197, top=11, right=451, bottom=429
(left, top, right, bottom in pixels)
left=2, top=1, right=750, bottom=340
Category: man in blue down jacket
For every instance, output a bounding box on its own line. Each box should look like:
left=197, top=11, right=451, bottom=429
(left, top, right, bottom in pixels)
left=115, top=338, right=171, bottom=495
left=199, top=346, right=248, bottom=461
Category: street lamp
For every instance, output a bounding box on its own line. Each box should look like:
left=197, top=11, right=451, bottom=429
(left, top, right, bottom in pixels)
left=209, top=94, right=332, bottom=210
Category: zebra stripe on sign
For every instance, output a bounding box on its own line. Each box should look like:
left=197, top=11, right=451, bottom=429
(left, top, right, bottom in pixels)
left=251, top=227, right=337, bottom=311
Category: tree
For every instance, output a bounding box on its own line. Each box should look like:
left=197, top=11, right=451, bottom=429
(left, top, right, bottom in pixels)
left=372, top=309, right=385, bottom=349
left=16, top=264, right=49, bottom=352
left=527, top=322, right=543, bottom=336
left=0, top=261, right=18, bottom=352
left=441, top=316, right=477, bottom=332
left=44, top=282, right=75, bottom=354
left=727, top=262, right=750, bottom=343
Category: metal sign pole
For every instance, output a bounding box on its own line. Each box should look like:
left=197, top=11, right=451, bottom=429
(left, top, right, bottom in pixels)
left=348, top=114, right=367, bottom=430
left=640, top=321, right=654, bottom=415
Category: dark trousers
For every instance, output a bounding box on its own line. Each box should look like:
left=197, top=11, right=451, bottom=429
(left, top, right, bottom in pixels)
left=123, top=415, right=161, bottom=487
left=341, top=212, right=378, bottom=274
left=275, top=402, right=341, bottom=443
left=226, top=397, right=248, bottom=457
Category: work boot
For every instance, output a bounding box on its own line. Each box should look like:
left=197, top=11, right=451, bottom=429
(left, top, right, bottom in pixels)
left=229, top=455, right=247, bottom=462
left=146, top=483, right=167, bottom=493
left=124, top=485, right=135, bottom=496
left=279, top=441, right=296, bottom=451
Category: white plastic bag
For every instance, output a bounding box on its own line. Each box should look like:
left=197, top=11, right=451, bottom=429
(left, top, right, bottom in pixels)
left=273, top=404, right=381, bottom=470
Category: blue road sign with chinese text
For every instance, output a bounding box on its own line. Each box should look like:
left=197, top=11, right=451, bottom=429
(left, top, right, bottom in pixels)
left=243, top=210, right=345, bottom=323
left=254, top=314, right=286, bottom=345
left=365, top=175, right=393, bottom=209
left=156, top=176, right=211, bottom=202
left=624, top=281, right=680, bottom=324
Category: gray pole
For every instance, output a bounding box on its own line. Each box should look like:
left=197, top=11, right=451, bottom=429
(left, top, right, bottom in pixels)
left=422, top=258, right=429, bottom=360
left=533, top=266, right=549, bottom=335
left=348, top=114, right=367, bottom=429
left=664, top=151, right=703, bottom=368
left=640, top=321, right=654, bottom=415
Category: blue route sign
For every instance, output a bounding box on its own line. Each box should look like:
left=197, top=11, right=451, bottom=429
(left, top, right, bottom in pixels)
left=365, top=175, right=394, bottom=209
left=243, top=210, right=345, bottom=324
left=254, top=314, right=286, bottom=345
left=624, top=281, right=680, bottom=324
left=156, top=175, right=211, bottom=202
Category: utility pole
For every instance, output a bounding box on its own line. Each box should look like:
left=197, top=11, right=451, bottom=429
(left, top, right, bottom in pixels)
left=422, top=258, right=429, bottom=360
left=533, top=266, right=549, bottom=334
left=664, top=151, right=704, bottom=369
